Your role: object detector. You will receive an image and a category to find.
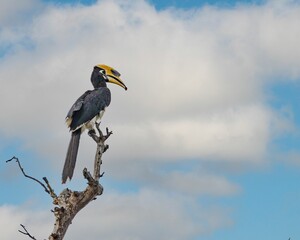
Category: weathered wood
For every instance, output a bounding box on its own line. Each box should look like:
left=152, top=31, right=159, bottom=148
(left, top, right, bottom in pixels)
left=7, top=123, right=111, bottom=240
left=48, top=123, right=110, bottom=240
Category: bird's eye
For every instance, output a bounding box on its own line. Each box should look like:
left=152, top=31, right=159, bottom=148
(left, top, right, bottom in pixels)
left=99, top=69, right=106, bottom=75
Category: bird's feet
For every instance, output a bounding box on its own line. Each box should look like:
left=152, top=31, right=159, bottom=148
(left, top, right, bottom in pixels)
left=88, top=129, right=96, bottom=137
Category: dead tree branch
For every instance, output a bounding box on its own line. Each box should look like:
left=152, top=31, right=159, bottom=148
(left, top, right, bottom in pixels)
left=49, top=122, right=111, bottom=240
left=7, top=122, right=111, bottom=240
left=18, top=224, right=37, bottom=240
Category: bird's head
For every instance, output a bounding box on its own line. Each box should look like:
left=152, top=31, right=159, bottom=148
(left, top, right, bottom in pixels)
left=91, top=64, right=127, bottom=90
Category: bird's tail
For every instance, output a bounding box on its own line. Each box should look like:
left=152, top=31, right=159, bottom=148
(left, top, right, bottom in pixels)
left=62, top=129, right=81, bottom=183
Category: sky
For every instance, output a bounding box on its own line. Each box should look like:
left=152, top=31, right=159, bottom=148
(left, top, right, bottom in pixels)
left=1, top=0, right=300, bottom=239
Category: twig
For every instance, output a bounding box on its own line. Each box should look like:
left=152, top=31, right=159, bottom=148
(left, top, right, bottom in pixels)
left=104, top=127, right=113, bottom=140
left=43, top=177, right=57, bottom=198
left=6, top=156, right=50, bottom=195
left=18, top=224, right=37, bottom=240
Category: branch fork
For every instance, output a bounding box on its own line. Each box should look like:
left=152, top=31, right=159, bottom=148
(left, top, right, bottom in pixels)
left=7, top=122, right=112, bottom=240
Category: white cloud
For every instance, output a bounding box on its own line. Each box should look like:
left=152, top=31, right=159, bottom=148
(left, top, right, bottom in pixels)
left=0, top=0, right=297, bottom=165
left=155, top=171, right=240, bottom=196
left=0, top=0, right=298, bottom=192
left=0, top=190, right=232, bottom=240
left=0, top=204, right=52, bottom=240
left=1, top=0, right=300, bottom=236
left=0, top=0, right=40, bottom=26
left=69, top=190, right=208, bottom=240
left=107, top=105, right=272, bottom=162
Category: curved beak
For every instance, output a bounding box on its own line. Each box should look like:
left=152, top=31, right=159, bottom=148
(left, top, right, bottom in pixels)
left=107, top=74, right=127, bottom=90
left=96, top=64, right=127, bottom=90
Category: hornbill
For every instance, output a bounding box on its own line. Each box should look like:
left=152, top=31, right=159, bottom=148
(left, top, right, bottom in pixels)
left=62, top=64, right=127, bottom=183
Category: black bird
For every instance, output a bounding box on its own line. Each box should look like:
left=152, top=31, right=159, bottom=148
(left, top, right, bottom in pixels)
left=62, top=64, right=127, bottom=183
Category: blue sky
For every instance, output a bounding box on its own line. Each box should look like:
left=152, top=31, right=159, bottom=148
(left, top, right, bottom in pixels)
left=1, top=0, right=300, bottom=239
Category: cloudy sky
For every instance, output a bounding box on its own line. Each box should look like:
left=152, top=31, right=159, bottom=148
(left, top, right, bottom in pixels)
left=1, top=0, right=300, bottom=239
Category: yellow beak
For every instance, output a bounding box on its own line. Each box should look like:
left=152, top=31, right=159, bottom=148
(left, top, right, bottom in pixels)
left=96, top=64, right=127, bottom=90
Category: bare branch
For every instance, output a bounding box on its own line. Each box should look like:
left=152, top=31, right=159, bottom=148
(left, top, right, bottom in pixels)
left=18, top=224, right=37, bottom=240
left=43, top=177, right=57, bottom=199
left=7, top=124, right=112, bottom=240
left=49, top=124, right=111, bottom=240
left=104, top=127, right=113, bottom=140
left=6, top=156, right=50, bottom=195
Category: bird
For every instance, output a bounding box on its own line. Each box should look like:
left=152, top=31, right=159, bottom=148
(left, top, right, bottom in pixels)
left=62, top=64, right=127, bottom=183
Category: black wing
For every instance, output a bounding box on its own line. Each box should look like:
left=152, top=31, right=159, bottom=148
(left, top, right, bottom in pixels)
left=66, top=90, right=92, bottom=119
left=68, top=88, right=111, bottom=131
